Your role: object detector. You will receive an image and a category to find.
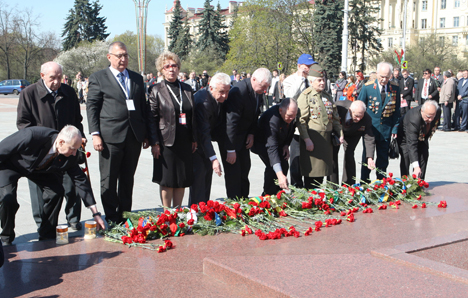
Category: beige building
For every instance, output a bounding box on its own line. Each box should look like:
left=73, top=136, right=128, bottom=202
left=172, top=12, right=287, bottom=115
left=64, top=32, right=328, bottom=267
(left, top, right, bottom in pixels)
left=380, top=0, right=468, bottom=52
left=163, top=1, right=241, bottom=49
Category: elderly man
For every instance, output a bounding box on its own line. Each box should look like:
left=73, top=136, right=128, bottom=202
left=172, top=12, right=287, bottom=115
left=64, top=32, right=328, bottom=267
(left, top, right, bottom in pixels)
left=439, top=71, right=457, bottom=131
left=222, top=68, right=271, bottom=199
left=189, top=73, right=231, bottom=205
left=331, top=100, right=375, bottom=186
left=398, top=100, right=441, bottom=179
left=252, top=98, right=297, bottom=195
left=433, top=66, right=444, bottom=86
left=358, top=62, right=400, bottom=181
left=283, top=53, right=317, bottom=188
left=0, top=126, right=105, bottom=245
left=17, top=61, right=86, bottom=231
left=87, top=41, right=148, bottom=224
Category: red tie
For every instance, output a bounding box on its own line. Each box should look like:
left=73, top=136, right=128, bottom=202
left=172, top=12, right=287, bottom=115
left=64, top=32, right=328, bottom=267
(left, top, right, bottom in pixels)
left=423, top=80, right=428, bottom=97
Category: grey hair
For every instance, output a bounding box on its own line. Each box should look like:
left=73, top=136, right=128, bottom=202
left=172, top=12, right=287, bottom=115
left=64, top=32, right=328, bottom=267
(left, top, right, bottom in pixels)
left=307, top=76, right=317, bottom=84
left=209, top=73, right=231, bottom=89
left=421, top=100, right=439, bottom=112
left=252, top=68, right=272, bottom=85
left=109, top=41, right=127, bottom=53
left=41, top=62, right=63, bottom=75
left=279, top=98, right=297, bottom=110
left=377, top=62, right=393, bottom=74
left=58, top=125, right=82, bottom=144
left=349, top=100, right=367, bottom=113
left=443, top=71, right=451, bottom=78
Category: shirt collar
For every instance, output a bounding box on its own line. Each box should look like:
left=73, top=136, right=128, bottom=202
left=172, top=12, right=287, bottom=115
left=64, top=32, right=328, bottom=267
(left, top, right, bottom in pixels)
left=109, top=66, right=128, bottom=78
left=43, top=80, right=57, bottom=95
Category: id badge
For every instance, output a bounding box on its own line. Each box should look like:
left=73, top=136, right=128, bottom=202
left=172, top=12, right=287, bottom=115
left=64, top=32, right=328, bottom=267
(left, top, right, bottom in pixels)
left=126, top=99, right=136, bottom=111
left=179, top=113, right=187, bottom=125
left=404, top=87, right=408, bottom=90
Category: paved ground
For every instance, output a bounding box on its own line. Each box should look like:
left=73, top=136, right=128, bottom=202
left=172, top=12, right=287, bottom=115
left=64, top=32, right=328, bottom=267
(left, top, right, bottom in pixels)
left=0, top=94, right=466, bottom=244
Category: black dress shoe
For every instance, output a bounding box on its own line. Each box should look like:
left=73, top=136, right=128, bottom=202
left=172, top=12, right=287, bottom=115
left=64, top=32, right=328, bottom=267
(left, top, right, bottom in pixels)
left=69, top=222, right=82, bottom=231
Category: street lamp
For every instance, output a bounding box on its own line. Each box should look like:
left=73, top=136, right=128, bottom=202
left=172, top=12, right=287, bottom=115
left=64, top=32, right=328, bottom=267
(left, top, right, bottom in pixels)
left=133, top=0, right=151, bottom=75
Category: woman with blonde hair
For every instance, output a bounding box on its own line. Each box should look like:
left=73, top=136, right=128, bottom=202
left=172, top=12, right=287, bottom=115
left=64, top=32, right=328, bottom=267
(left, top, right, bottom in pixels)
left=147, top=51, right=197, bottom=208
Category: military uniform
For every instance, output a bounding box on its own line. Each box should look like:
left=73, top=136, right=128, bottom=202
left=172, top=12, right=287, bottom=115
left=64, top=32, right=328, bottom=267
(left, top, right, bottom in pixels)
left=297, top=87, right=343, bottom=178
left=358, top=79, right=400, bottom=181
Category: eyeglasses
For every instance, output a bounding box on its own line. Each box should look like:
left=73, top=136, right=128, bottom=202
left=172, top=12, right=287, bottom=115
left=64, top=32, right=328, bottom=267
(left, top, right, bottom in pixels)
left=423, top=72, right=429, bottom=75
left=109, top=53, right=129, bottom=59
left=163, top=64, right=178, bottom=70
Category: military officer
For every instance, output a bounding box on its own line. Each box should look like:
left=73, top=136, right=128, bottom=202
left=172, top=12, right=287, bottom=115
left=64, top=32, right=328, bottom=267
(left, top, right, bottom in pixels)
left=297, top=64, right=344, bottom=189
left=358, top=62, right=400, bottom=181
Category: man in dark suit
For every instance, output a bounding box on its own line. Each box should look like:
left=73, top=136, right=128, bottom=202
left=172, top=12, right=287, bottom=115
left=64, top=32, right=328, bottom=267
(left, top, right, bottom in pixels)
left=432, top=66, right=444, bottom=87
left=331, top=100, right=375, bottom=186
left=17, top=61, right=85, bottom=231
left=251, top=98, right=296, bottom=195
left=456, top=69, right=468, bottom=131
left=86, top=41, right=148, bottom=224
left=399, top=69, right=414, bottom=116
left=358, top=62, right=400, bottom=181
left=0, top=126, right=105, bottom=245
left=414, top=69, right=439, bottom=106
left=189, top=73, right=231, bottom=205
left=398, top=100, right=441, bottom=179
left=223, top=68, right=272, bottom=199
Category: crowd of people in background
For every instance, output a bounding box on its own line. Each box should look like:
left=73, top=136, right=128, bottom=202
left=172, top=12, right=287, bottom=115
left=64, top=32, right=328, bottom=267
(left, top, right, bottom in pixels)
left=0, top=40, right=458, bottom=255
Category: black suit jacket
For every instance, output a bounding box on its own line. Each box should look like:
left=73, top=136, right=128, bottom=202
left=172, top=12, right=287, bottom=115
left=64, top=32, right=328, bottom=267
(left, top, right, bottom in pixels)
left=397, top=105, right=441, bottom=164
left=415, top=78, right=439, bottom=103
left=251, top=105, right=295, bottom=166
left=86, top=68, right=147, bottom=143
left=17, top=79, right=84, bottom=135
left=399, top=77, right=414, bottom=101
left=194, top=88, right=225, bottom=159
left=335, top=100, right=375, bottom=158
left=0, top=127, right=96, bottom=206
left=226, top=78, right=262, bottom=151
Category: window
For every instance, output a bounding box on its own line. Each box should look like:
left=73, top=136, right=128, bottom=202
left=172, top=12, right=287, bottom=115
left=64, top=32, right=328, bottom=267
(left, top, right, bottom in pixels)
left=453, top=35, right=459, bottom=45
left=421, top=19, right=427, bottom=29
left=440, top=18, right=445, bottom=28
left=422, top=0, right=427, bottom=11
left=454, top=17, right=460, bottom=27
left=388, top=38, right=393, bottom=47
left=455, top=0, right=460, bottom=8
left=441, top=0, right=446, bottom=9
left=413, top=1, right=416, bottom=11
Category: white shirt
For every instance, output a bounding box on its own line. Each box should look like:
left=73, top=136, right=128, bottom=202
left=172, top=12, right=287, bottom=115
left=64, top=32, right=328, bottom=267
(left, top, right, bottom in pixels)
left=420, top=79, right=430, bottom=99
left=108, top=66, right=130, bottom=98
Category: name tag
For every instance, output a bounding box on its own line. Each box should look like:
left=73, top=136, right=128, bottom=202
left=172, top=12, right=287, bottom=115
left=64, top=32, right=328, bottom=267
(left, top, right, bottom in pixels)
left=126, top=99, right=136, bottom=111
left=179, top=113, right=186, bottom=125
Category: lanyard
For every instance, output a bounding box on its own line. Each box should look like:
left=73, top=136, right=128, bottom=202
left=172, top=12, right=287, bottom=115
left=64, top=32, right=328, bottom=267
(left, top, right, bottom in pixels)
left=117, top=74, right=129, bottom=99
left=167, top=82, right=183, bottom=114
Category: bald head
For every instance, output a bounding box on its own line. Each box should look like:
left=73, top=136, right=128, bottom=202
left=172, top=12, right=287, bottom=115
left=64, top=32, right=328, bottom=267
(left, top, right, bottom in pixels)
left=377, top=62, right=393, bottom=87
left=41, top=62, right=63, bottom=91
left=349, top=100, right=367, bottom=123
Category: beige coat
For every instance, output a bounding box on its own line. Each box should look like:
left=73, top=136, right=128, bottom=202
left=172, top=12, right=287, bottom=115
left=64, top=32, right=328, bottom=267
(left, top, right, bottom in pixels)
left=439, top=77, right=457, bottom=104
left=297, top=87, right=343, bottom=177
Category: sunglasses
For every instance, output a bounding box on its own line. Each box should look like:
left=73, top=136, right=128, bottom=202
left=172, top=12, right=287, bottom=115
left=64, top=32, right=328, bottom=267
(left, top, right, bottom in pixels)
left=163, top=64, right=178, bottom=70
left=423, top=72, right=429, bottom=74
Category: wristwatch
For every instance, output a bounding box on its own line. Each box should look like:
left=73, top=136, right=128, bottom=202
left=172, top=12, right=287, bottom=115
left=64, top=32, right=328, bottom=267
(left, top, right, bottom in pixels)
left=92, top=212, right=102, bottom=217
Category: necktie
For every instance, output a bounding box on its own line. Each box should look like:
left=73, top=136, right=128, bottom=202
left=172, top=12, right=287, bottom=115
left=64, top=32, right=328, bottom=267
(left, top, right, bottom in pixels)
left=36, top=151, right=58, bottom=171
left=423, top=80, right=428, bottom=97
left=304, top=78, right=309, bottom=89
left=117, top=72, right=126, bottom=91
left=381, top=85, right=386, bottom=101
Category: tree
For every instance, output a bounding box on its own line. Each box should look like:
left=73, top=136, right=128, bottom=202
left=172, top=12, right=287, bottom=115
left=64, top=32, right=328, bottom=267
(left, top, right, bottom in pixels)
left=369, top=33, right=468, bottom=79
left=167, top=0, right=183, bottom=52
left=0, top=2, right=17, bottom=79
left=173, top=17, right=192, bottom=60
left=348, top=0, right=382, bottom=72
left=312, top=0, right=344, bottom=79
left=214, top=2, right=230, bottom=60
left=62, top=0, right=109, bottom=51
left=113, top=31, right=165, bottom=74
left=181, top=47, right=225, bottom=75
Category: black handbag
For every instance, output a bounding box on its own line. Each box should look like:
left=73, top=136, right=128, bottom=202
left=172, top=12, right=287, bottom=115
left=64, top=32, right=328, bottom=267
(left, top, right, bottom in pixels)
left=388, top=137, right=399, bottom=159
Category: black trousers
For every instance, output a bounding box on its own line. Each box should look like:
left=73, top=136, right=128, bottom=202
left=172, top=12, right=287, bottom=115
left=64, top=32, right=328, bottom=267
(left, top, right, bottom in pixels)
left=289, top=135, right=304, bottom=188
left=257, top=153, right=289, bottom=196
left=99, top=129, right=141, bottom=224
left=28, top=172, right=81, bottom=227
left=399, top=143, right=429, bottom=180
left=0, top=169, right=64, bottom=243
left=189, top=149, right=213, bottom=205
left=442, top=102, right=453, bottom=130
left=453, top=100, right=461, bottom=130
left=330, top=136, right=362, bottom=186
left=304, top=176, right=324, bottom=189
left=361, top=138, right=390, bottom=182
left=220, top=144, right=251, bottom=199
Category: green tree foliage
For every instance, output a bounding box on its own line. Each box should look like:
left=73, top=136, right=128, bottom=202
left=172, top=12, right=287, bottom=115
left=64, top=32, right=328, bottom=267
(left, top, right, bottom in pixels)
left=167, top=0, right=183, bottom=52
left=113, top=31, right=165, bottom=74
left=313, top=0, right=344, bottom=79
left=181, top=47, right=225, bottom=75
left=369, top=33, right=468, bottom=79
left=172, top=17, right=192, bottom=61
left=62, top=0, right=109, bottom=51
left=222, top=0, right=297, bottom=75
left=348, top=0, right=382, bottom=72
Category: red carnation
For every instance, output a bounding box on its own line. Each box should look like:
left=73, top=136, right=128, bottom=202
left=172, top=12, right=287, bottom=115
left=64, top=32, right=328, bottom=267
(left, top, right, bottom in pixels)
left=412, top=204, right=418, bottom=209
left=304, top=227, right=313, bottom=236
left=121, top=236, right=133, bottom=244
left=438, top=201, right=447, bottom=208
left=187, top=219, right=194, bottom=225
left=388, top=172, right=393, bottom=178
left=190, top=204, right=199, bottom=212
left=86, top=151, right=91, bottom=158
left=421, top=203, right=427, bottom=208
left=340, top=211, right=346, bottom=216
left=241, top=230, right=246, bottom=236
left=416, top=195, right=422, bottom=200
left=178, top=222, right=185, bottom=228
left=157, top=246, right=166, bottom=253
left=277, top=190, right=285, bottom=199
left=347, top=214, right=355, bottom=222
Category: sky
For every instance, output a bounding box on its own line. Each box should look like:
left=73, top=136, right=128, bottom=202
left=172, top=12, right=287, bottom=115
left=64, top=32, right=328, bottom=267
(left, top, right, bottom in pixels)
left=20, top=0, right=233, bottom=41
